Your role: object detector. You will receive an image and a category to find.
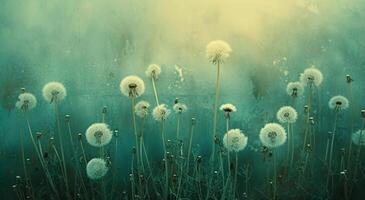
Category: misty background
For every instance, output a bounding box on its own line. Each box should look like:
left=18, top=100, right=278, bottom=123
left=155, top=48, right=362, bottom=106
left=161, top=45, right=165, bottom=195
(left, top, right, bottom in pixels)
left=1, top=0, right=365, bottom=198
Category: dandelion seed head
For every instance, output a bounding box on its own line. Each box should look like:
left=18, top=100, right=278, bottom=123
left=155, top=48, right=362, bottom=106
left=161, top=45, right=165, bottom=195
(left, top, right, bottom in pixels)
left=328, top=95, right=349, bottom=110
left=286, top=82, right=304, bottom=97
left=120, top=75, right=145, bottom=98
left=85, top=123, right=113, bottom=147
left=300, top=67, right=323, bottom=87
left=173, top=103, right=188, bottom=114
left=86, top=158, right=108, bottom=180
left=223, top=129, right=248, bottom=152
left=135, top=100, right=150, bottom=118
left=145, top=64, right=162, bottom=79
left=42, top=82, right=67, bottom=103
left=15, top=93, right=37, bottom=111
left=352, top=130, right=365, bottom=146
left=206, top=40, right=232, bottom=64
left=220, top=103, right=237, bottom=113
left=259, top=123, right=287, bottom=148
left=277, top=106, right=298, bottom=124
left=152, top=104, right=171, bottom=121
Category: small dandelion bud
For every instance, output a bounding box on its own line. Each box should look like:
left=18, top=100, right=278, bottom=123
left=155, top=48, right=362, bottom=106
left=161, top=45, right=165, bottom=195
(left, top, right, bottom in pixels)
left=78, top=133, right=83, bottom=140
left=304, top=105, right=309, bottom=113
left=65, top=114, right=70, bottom=122
left=21, top=88, right=26, bottom=93
left=191, top=118, right=196, bottom=125
left=346, top=75, right=353, bottom=83
left=114, top=129, right=119, bottom=137
left=102, top=106, right=107, bottom=114
left=361, top=110, right=365, bottom=118
left=36, top=132, right=42, bottom=139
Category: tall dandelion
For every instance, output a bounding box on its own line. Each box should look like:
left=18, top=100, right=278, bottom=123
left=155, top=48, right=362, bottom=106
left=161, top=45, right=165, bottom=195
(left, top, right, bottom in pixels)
left=220, top=103, right=237, bottom=131
left=277, top=106, right=298, bottom=167
left=173, top=99, right=188, bottom=139
left=120, top=75, right=145, bottom=175
left=42, top=81, right=69, bottom=198
left=153, top=104, right=171, bottom=199
left=15, top=91, right=37, bottom=199
left=260, top=123, right=287, bottom=200
left=206, top=40, right=232, bottom=199
left=145, top=64, right=161, bottom=106
left=222, top=129, right=248, bottom=199
left=326, top=95, right=349, bottom=191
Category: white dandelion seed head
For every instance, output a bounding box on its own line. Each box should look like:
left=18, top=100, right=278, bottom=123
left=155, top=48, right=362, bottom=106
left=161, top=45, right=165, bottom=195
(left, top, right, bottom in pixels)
left=352, top=130, right=365, bottom=146
left=328, top=95, right=349, bottom=110
left=223, top=129, right=248, bottom=152
left=206, top=40, right=232, bottom=65
left=152, top=104, right=171, bottom=121
left=220, top=103, right=237, bottom=113
left=286, top=82, right=304, bottom=97
left=120, top=75, right=145, bottom=98
left=299, top=67, right=323, bottom=87
left=135, top=100, right=150, bottom=118
left=277, top=106, right=298, bottom=124
left=259, top=123, right=287, bottom=148
left=42, top=82, right=67, bottom=103
left=145, top=64, right=162, bottom=79
left=173, top=103, right=188, bottom=114
left=15, top=93, right=37, bottom=111
left=86, top=158, right=109, bottom=180
left=85, top=123, right=113, bottom=147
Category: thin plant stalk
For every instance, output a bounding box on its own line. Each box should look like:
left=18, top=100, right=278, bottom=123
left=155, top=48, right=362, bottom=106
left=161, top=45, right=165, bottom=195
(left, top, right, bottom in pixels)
left=352, top=119, right=365, bottom=185
left=347, top=80, right=354, bottom=169
left=326, top=110, right=339, bottom=192
left=151, top=75, right=160, bottom=106
left=54, top=100, right=70, bottom=199
left=19, top=127, right=34, bottom=199
left=185, top=118, right=195, bottom=175
left=303, top=86, right=313, bottom=151
left=290, top=124, right=295, bottom=167
left=273, top=149, right=277, bottom=200
left=25, top=116, right=59, bottom=199
left=161, top=120, right=169, bottom=200
left=206, top=62, right=221, bottom=200
left=131, top=97, right=141, bottom=174
left=233, top=152, right=238, bottom=199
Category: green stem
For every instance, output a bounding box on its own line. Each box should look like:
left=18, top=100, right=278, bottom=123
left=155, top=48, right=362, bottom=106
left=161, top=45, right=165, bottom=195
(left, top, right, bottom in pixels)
left=54, top=101, right=70, bottom=199
left=161, top=121, right=169, bottom=200
left=151, top=76, right=160, bottom=106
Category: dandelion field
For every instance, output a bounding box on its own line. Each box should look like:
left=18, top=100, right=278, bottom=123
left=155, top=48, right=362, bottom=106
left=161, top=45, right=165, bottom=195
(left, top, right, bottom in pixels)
left=1, top=1, right=365, bottom=200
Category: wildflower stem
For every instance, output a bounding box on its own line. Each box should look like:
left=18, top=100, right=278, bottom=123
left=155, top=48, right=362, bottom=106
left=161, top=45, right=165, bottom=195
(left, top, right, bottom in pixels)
left=131, top=97, right=142, bottom=174
left=25, top=116, right=59, bottom=199
left=161, top=120, right=169, bottom=200
left=151, top=76, right=160, bottom=106
left=54, top=100, right=71, bottom=199
left=19, top=127, right=34, bottom=199
left=273, top=149, right=277, bottom=200
left=326, top=111, right=339, bottom=194
left=233, top=152, right=238, bottom=199
left=186, top=118, right=195, bottom=175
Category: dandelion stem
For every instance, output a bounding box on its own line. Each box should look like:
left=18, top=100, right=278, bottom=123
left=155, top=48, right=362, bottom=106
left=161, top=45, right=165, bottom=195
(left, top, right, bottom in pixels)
left=25, top=116, right=59, bottom=199
left=161, top=120, right=169, bottom=200
left=131, top=97, right=142, bottom=175
left=19, top=127, right=34, bottom=199
left=186, top=118, right=195, bottom=175
left=54, top=100, right=70, bottom=199
left=326, top=111, right=339, bottom=194
left=233, top=152, right=238, bottom=199
left=273, top=149, right=277, bottom=200
left=151, top=76, right=160, bottom=106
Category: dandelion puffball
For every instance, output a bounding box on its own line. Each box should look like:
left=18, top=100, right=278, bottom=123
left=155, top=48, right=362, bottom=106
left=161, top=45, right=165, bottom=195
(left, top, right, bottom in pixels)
left=206, top=40, right=232, bottom=65
left=220, top=103, right=237, bottom=113
left=286, top=82, right=304, bottom=97
left=86, top=158, right=109, bottom=180
left=259, top=123, right=287, bottom=148
left=145, top=64, right=162, bottom=79
left=85, top=123, right=113, bottom=147
left=152, top=104, right=171, bottom=121
left=15, top=93, right=37, bottom=111
left=276, top=106, right=298, bottom=124
left=42, top=82, right=67, bottom=103
left=120, top=75, right=145, bottom=98
left=135, top=100, right=150, bottom=118
left=328, top=95, right=349, bottom=110
left=173, top=103, right=188, bottom=114
left=300, top=67, right=323, bottom=87
left=223, top=129, right=248, bottom=152
left=352, top=130, right=365, bottom=146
